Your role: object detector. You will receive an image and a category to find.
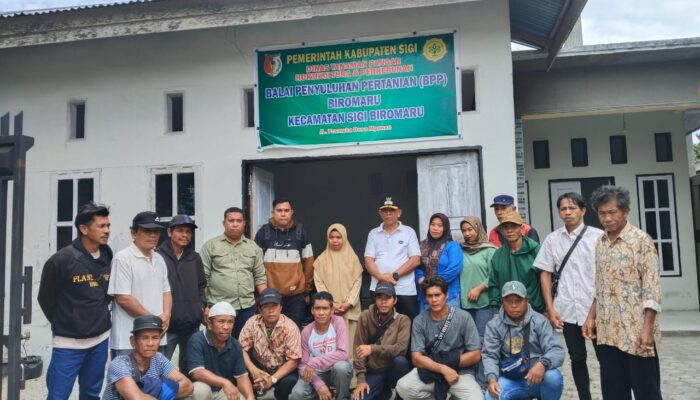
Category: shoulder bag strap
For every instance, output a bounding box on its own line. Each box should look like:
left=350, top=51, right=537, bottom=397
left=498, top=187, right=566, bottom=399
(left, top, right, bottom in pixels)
left=554, top=225, right=588, bottom=276
left=429, top=306, right=456, bottom=354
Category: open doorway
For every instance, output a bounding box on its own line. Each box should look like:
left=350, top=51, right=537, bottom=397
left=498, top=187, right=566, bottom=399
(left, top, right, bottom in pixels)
left=244, top=148, right=484, bottom=308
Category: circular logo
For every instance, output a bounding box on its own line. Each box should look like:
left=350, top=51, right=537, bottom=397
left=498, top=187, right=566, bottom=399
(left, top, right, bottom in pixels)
left=263, top=53, right=283, bottom=77
left=423, top=38, right=447, bottom=62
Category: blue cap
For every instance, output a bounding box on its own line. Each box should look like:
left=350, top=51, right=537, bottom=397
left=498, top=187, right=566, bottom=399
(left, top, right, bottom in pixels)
left=169, top=214, right=198, bottom=229
left=490, top=195, right=515, bottom=207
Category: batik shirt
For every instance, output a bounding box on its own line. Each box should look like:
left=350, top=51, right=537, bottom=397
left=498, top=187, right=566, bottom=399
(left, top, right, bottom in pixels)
left=238, top=314, right=301, bottom=371
left=595, top=222, right=661, bottom=357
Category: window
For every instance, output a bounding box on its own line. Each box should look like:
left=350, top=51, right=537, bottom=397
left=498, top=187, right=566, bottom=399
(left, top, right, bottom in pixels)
left=152, top=168, right=197, bottom=245
left=654, top=132, right=673, bottom=162
left=637, top=174, right=680, bottom=276
left=244, top=88, right=255, bottom=128
left=609, top=135, right=627, bottom=164
left=461, top=70, right=476, bottom=111
left=52, top=172, right=98, bottom=251
left=70, top=101, right=86, bottom=139
left=167, top=93, right=184, bottom=133
left=532, top=140, right=550, bottom=169
left=570, top=138, right=588, bottom=167
left=1, top=112, right=9, bottom=135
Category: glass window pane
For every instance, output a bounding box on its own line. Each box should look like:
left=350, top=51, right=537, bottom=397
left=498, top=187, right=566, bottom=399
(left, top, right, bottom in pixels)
left=57, top=226, right=73, bottom=250
left=657, top=179, right=669, bottom=208
left=659, top=210, right=671, bottom=239
left=643, top=180, right=655, bottom=209
left=77, top=178, right=94, bottom=209
left=644, top=211, right=657, bottom=239
left=177, top=173, right=195, bottom=215
left=661, top=242, right=674, bottom=271
left=155, top=174, right=173, bottom=217
left=57, top=180, right=73, bottom=222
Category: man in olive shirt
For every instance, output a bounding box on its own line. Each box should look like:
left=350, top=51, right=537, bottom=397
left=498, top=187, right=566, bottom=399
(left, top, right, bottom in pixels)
left=201, top=207, right=267, bottom=338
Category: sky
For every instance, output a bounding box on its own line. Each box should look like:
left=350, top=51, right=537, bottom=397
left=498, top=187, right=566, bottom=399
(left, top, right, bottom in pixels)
left=1, top=0, right=699, bottom=45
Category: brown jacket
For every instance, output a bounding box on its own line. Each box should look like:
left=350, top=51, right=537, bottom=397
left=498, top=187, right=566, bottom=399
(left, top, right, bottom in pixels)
left=353, top=304, right=411, bottom=384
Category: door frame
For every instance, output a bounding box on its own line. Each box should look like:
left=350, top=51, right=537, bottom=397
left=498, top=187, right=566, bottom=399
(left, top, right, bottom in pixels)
left=547, top=176, right=615, bottom=231
left=242, top=146, right=487, bottom=236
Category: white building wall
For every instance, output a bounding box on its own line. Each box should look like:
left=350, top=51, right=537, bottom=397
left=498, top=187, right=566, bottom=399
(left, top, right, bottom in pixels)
left=523, top=110, right=699, bottom=311
left=0, top=0, right=515, bottom=364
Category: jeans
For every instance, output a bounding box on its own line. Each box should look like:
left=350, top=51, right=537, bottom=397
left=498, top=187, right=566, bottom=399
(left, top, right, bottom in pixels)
left=466, top=306, right=493, bottom=388
left=289, top=361, right=353, bottom=400
left=283, top=293, right=308, bottom=329
left=563, top=322, right=600, bottom=400
left=363, top=356, right=411, bottom=400
left=483, top=369, right=563, bottom=400
left=597, top=344, right=662, bottom=400
left=46, top=338, right=109, bottom=400
left=163, top=327, right=200, bottom=372
left=232, top=306, right=255, bottom=339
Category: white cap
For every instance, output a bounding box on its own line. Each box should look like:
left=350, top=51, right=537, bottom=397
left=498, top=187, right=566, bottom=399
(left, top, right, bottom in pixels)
left=209, top=302, right=236, bottom=318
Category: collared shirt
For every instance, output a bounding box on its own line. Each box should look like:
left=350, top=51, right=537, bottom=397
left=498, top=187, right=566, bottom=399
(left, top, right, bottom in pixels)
left=364, top=222, right=421, bottom=295
left=186, top=330, right=248, bottom=384
left=595, top=222, right=662, bottom=357
left=200, top=235, right=266, bottom=310
left=104, top=352, right=175, bottom=400
left=108, top=244, right=171, bottom=350
left=533, top=223, right=603, bottom=324
left=238, top=314, right=301, bottom=372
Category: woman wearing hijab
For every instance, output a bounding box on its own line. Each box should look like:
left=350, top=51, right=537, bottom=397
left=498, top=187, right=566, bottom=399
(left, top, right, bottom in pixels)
left=313, top=223, right=363, bottom=354
left=415, top=213, right=463, bottom=312
left=459, top=216, right=497, bottom=338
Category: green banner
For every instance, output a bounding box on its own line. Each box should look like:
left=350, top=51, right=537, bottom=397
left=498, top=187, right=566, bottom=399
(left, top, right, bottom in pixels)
left=256, top=33, right=458, bottom=148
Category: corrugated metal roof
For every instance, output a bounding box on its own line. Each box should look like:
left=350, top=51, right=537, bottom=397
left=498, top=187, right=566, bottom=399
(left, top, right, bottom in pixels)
left=0, top=0, right=157, bottom=18
left=510, top=0, right=563, bottom=39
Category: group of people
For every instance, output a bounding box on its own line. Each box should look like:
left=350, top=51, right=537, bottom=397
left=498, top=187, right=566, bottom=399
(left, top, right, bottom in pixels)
left=37, top=185, right=663, bottom=400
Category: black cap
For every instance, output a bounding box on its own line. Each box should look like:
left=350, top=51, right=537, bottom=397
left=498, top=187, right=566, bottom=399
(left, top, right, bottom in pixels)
left=379, top=196, right=399, bottom=210
left=169, top=214, right=198, bottom=229
left=374, top=282, right=396, bottom=297
left=131, top=315, right=163, bottom=334
left=132, top=211, right=163, bottom=229
left=259, top=288, right=282, bottom=305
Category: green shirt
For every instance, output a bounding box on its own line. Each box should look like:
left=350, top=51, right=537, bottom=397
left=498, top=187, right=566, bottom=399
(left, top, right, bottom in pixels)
left=200, top=235, right=266, bottom=309
left=487, top=236, right=543, bottom=313
left=460, top=246, right=496, bottom=309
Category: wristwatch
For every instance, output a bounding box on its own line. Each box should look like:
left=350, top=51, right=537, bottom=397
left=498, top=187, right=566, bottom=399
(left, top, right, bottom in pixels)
left=392, top=272, right=400, bottom=281
left=270, top=375, right=278, bottom=385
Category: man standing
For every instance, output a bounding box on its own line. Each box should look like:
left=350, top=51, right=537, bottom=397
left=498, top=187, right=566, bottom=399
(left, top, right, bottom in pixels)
left=38, top=202, right=112, bottom=400
left=157, top=214, right=207, bottom=371
left=353, top=282, right=411, bottom=400
left=396, top=276, right=482, bottom=400
left=255, top=199, right=314, bottom=328
left=238, top=288, right=301, bottom=400
left=187, top=302, right=256, bottom=400
left=104, top=315, right=193, bottom=400
left=534, top=192, right=602, bottom=400
left=202, top=207, right=267, bottom=338
left=364, top=197, right=421, bottom=320
left=483, top=281, right=564, bottom=400
left=488, top=210, right=544, bottom=313
left=290, top=291, right=353, bottom=400
left=583, top=185, right=662, bottom=400
left=488, top=195, right=539, bottom=247
left=109, top=211, right=172, bottom=357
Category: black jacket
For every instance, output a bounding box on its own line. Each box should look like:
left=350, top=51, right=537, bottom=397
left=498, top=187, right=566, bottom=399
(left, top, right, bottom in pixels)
left=157, top=240, right=207, bottom=332
left=38, top=238, right=113, bottom=338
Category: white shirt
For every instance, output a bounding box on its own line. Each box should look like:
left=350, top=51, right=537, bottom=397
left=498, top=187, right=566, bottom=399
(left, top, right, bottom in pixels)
left=107, top=244, right=171, bottom=350
left=364, top=222, right=421, bottom=295
left=533, top=223, right=603, bottom=325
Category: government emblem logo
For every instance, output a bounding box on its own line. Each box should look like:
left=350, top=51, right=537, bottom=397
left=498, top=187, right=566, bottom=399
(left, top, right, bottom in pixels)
left=263, top=53, right=283, bottom=77
left=422, top=38, right=447, bottom=62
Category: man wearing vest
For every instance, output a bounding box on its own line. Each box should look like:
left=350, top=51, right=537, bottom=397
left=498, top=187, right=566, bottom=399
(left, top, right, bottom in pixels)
left=488, top=195, right=539, bottom=248
left=352, top=282, right=411, bottom=400
left=39, top=202, right=113, bottom=400
left=255, top=198, right=314, bottom=328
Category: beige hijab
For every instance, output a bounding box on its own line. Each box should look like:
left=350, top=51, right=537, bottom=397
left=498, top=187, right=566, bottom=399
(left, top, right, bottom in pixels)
left=313, top=223, right=364, bottom=321
left=460, top=216, right=497, bottom=255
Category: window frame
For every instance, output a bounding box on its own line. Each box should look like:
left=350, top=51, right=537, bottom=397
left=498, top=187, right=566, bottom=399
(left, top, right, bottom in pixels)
left=636, top=173, right=681, bottom=277
left=50, top=170, right=100, bottom=252
left=150, top=165, right=199, bottom=224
